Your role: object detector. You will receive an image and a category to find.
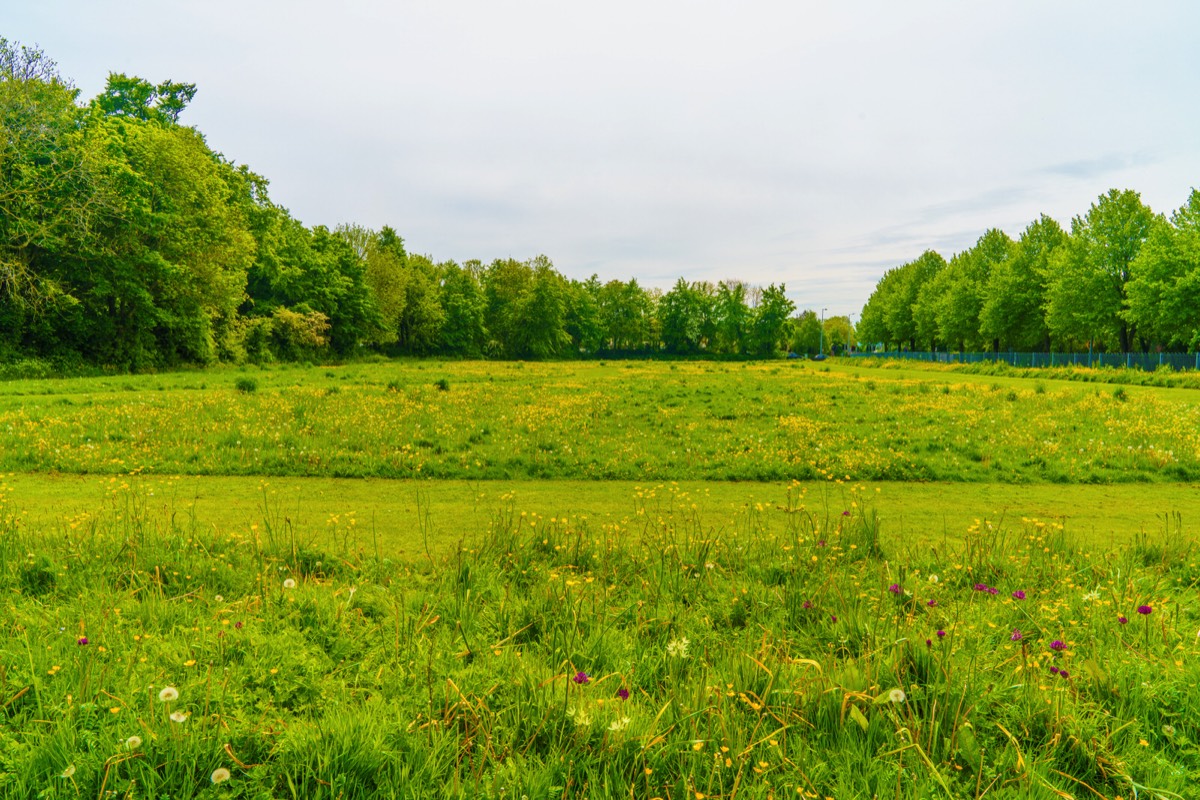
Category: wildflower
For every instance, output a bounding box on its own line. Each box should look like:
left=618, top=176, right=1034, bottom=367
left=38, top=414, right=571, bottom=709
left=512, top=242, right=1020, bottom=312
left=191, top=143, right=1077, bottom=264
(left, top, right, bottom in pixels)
left=1137, top=605, right=1152, bottom=615
left=1049, top=666, right=1060, bottom=675
left=830, top=615, right=838, bottom=623
left=609, top=716, right=631, bottom=731
left=1163, top=724, right=1176, bottom=737
left=842, top=510, right=850, bottom=516
left=158, top=686, right=179, bottom=702
left=926, top=599, right=937, bottom=607
left=1082, top=590, right=1100, bottom=602
left=572, top=671, right=590, bottom=685
left=77, top=637, right=89, bottom=646
left=802, top=600, right=813, bottom=609
left=125, top=736, right=142, bottom=750
left=60, top=764, right=76, bottom=778
left=617, top=688, right=629, bottom=701
left=282, top=578, right=297, bottom=589
left=888, top=584, right=901, bottom=595
left=214, top=595, right=224, bottom=603
left=211, top=768, right=231, bottom=784
left=1011, top=590, right=1026, bottom=600
left=1058, top=669, right=1070, bottom=679
left=1010, top=629, right=1022, bottom=641
left=1050, top=640, right=1065, bottom=651
left=816, top=540, right=825, bottom=547
left=936, top=630, right=946, bottom=639
left=925, top=639, right=932, bottom=648
left=928, top=574, right=939, bottom=584
left=170, top=711, right=188, bottom=723
left=987, top=586, right=999, bottom=595
left=973, top=583, right=988, bottom=592
left=1118, top=616, right=1128, bottom=625
left=666, top=638, right=690, bottom=658
left=888, top=688, right=906, bottom=704
left=235, top=621, right=243, bottom=629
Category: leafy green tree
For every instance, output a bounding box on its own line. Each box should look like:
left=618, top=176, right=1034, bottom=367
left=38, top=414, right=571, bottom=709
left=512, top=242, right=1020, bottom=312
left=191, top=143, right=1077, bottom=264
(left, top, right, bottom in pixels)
left=335, top=223, right=408, bottom=346
left=91, top=73, right=197, bottom=124
left=483, top=258, right=533, bottom=357
left=512, top=258, right=571, bottom=358
left=823, top=315, right=854, bottom=354
left=1126, top=190, right=1200, bottom=350
left=438, top=261, right=487, bottom=356
left=598, top=278, right=654, bottom=351
left=713, top=281, right=751, bottom=354
left=857, top=268, right=904, bottom=349
left=395, top=253, right=444, bottom=354
left=1046, top=189, right=1155, bottom=352
left=789, top=310, right=822, bottom=355
left=659, top=278, right=706, bottom=353
left=749, top=283, right=795, bottom=356
left=884, top=251, right=944, bottom=350
left=564, top=276, right=603, bottom=354
left=936, top=230, right=1012, bottom=352
left=979, top=215, right=1064, bottom=351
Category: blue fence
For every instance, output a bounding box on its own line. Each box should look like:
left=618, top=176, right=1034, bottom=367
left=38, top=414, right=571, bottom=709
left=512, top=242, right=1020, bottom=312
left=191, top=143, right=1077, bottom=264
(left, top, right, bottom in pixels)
left=850, top=350, right=1200, bottom=372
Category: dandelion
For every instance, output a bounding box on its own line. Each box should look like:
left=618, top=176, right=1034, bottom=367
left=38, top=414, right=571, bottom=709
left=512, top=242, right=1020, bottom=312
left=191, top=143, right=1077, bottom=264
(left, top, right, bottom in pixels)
left=158, top=686, right=179, bottom=702
left=1011, top=590, right=1026, bottom=600
left=170, top=711, right=188, bottom=723
left=282, top=578, right=296, bottom=589
left=1137, top=605, right=1152, bottom=615
left=1010, top=629, right=1022, bottom=641
left=572, top=671, right=590, bottom=685
left=1050, top=640, right=1066, bottom=651
left=928, top=574, right=939, bottom=584
left=211, top=768, right=231, bottom=784
left=214, top=595, right=224, bottom=603
left=666, top=638, right=690, bottom=658
left=77, top=636, right=89, bottom=646
left=125, top=735, right=142, bottom=750
left=617, top=688, right=629, bottom=701
left=60, top=764, right=76, bottom=778
left=888, top=688, right=906, bottom=704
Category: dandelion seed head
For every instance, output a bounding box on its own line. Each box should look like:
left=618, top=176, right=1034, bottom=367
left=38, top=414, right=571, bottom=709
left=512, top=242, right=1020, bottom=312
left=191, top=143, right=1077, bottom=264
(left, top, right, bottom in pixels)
left=158, top=686, right=179, bottom=703
left=211, top=767, right=231, bottom=784
left=888, top=688, right=906, bottom=704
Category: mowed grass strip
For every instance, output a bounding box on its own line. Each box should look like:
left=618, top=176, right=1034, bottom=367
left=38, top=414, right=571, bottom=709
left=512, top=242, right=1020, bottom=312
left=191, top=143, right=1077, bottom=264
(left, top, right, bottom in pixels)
left=5, top=473, right=1198, bottom=556
left=1, top=488, right=1196, bottom=797
left=2, top=359, right=1200, bottom=482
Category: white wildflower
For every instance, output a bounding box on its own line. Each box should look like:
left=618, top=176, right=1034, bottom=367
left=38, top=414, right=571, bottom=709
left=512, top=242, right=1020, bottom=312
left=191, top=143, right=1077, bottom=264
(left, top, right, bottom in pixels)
left=609, top=716, right=631, bottom=731
left=666, top=637, right=691, bottom=659
left=211, top=767, right=232, bottom=784
left=125, top=735, right=142, bottom=750
left=282, top=578, right=297, bottom=589
left=888, top=688, right=906, bottom=704
left=158, top=686, right=179, bottom=702
left=170, top=711, right=189, bottom=724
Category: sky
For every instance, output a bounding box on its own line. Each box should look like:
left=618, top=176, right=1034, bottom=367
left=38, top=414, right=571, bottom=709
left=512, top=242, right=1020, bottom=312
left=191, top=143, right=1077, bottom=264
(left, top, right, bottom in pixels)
left=7, top=1, right=1200, bottom=316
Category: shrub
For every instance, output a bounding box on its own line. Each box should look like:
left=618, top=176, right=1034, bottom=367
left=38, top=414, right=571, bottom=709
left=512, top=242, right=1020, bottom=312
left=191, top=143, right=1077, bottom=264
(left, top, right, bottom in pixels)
left=235, top=377, right=258, bottom=393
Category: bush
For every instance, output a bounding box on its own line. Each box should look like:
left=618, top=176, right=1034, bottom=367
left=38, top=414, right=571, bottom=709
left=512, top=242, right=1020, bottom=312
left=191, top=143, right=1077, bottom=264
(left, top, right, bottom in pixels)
left=235, top=377, right=258, bottom=393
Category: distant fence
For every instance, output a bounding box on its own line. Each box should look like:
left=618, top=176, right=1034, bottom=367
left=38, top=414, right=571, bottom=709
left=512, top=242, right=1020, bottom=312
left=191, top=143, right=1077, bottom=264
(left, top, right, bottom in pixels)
left=850, top=350, right=1200, bottom=372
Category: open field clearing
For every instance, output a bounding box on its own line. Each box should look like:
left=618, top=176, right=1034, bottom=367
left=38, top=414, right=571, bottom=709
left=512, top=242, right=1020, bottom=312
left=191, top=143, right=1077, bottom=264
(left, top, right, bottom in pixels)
left=3, top=360, right=1200, bottom=483
left=2, top=473, right=1198, bottom=557
left=1, top=486, right=1196, bottom=798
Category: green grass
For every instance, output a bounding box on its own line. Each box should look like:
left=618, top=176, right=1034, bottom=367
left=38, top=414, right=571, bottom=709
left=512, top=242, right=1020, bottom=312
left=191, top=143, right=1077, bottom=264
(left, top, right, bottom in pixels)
left=2, top=359, right=1199, bottom=482
left=1, top=484, right=1196, bottom=798
left=3, top=473, right=1199, bottom=557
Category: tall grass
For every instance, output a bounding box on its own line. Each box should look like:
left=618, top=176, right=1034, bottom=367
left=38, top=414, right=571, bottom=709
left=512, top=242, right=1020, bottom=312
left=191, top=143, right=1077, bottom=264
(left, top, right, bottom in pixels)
left=0, top=481, right=1196, bottom=797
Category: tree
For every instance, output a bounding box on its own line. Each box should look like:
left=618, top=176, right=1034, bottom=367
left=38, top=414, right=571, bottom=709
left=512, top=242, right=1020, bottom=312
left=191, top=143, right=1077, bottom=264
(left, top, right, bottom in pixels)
left=789, top=310, right=823, bottom=355
left=979, top=215, right=1064, bottom=351
left=749, top=284, right=795, bottom=356
left=659, top=278, right=706, bottom=353
left=438, top=261, right=487, bottom=356
left=1126, top=190, right=1200, bottom=351
left=884, top=250, right=944, bottom=350
left=91, top=73, right=197, bottom=123
left=1046, top=189, right=1155, bottom=352
left=823, top=315, right=854, bottom=353
left=598, top=278, right=654, bottom=351
left=564, top=276, right=603, bottom=354
left=713, top=281, right=751, bottom=354
left=511, top=257, right=570, bottom=358
left=936, top=230, right=1012, bottom=352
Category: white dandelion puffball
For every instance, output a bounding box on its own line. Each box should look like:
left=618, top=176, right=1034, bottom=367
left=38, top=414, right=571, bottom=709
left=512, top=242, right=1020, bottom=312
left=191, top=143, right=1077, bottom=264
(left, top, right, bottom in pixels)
left=125, top=735, right=142, bottom=750
left=158, top=686, right=179, bottom=702
left=283, top=578, right=297, bottom=589
left=211, top=767, right=232, bottom=784
left=170, top=711, right=189, bottom=723
left=888, top=688, right=907, bottom=704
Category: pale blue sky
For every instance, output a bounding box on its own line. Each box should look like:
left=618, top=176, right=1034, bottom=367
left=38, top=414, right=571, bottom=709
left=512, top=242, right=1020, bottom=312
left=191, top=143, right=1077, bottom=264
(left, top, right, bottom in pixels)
left=7, top=1, right=1200, bottom=315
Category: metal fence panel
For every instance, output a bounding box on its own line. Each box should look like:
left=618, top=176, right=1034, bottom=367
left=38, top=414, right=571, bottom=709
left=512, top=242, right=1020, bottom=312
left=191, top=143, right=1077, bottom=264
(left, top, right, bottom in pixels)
left=850, top=351, right=1200, bottom=372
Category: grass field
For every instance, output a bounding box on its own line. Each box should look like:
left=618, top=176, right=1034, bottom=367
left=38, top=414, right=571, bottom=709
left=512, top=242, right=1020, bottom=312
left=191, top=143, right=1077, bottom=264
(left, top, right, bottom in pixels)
left=2, top=358, right=1198, bottom=798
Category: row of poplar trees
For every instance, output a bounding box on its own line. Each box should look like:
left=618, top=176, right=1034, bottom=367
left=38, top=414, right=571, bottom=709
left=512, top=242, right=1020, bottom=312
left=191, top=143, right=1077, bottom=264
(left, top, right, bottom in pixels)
left=0, top=40, right=802, bottom=369
left=857, top=188, right=1200, bottom=354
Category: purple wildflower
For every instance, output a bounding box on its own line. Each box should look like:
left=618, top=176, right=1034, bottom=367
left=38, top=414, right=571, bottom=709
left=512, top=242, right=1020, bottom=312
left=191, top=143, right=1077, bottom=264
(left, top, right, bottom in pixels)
left=830, top=615, right=838, bottom=623
left=77, top=636, right=89, bottom=646
left=925, top=639, right=932, bottom=648
left=1010, top=629, right=1022, bottom=642
left=926, top=599, right=937, bottom=607
left=1118, top=616, right=1128, bottom=625
left=841, top=510, right=850, bottom=517
left=803, top=600, right=813, bottom=609
left=1137, top=605, right=1152, bottom=616
left=235, top=621, right=243, bottom=629
left=816, top=540, right=826, bottom=548
left=888, top=584, right=902, bottom=595
left=1012, top=590, right=1026, bottom=600
left=573, top=671, right=590, bottom=685
left=1050, top=640, right=1065, bottom=651
left=973, top=583, right=987, bottom=592
left=617, top=688, right=629, bottom=701
left=1059, top=669, right=1070, bottom=679
left=936, top=630, right=946, bottom=639
left=987, top=587, right=999, bottom=595
left=1049, top=666, right=1060, bottom=675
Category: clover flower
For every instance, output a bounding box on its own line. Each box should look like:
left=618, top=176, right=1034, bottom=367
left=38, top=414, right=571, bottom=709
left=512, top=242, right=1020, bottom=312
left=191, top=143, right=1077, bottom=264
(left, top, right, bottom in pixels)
left=1011, top=590, right=1026, bottom=600
left=1010, top=629, right=1022, bottom=641
left=1050, top=640, right=1065, bottom=651
left=77, top=637, right=89, bottom=646
left=572, top=671, right=590, bottom=685
left=1118, top=616, right=1128, bottom=625
left=936, top=630, right=946, bottom=639
left=1137, top=605, right=1152, bottom=615
left=888, top=584, right=901, bottom=595
left=617, top=688, right=629, bottom=701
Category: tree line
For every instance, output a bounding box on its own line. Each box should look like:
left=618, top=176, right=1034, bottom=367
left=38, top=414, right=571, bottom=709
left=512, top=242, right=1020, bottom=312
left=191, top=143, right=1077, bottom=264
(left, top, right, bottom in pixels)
left=858, top=188, right=1200, bottom=355
left=2, top=40, right=851, bottom=370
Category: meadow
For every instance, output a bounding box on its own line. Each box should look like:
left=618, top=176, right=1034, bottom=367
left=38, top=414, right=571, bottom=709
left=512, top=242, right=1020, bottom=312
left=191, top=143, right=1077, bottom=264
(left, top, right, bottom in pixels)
left=2, top=359, right=1199, bottom=798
